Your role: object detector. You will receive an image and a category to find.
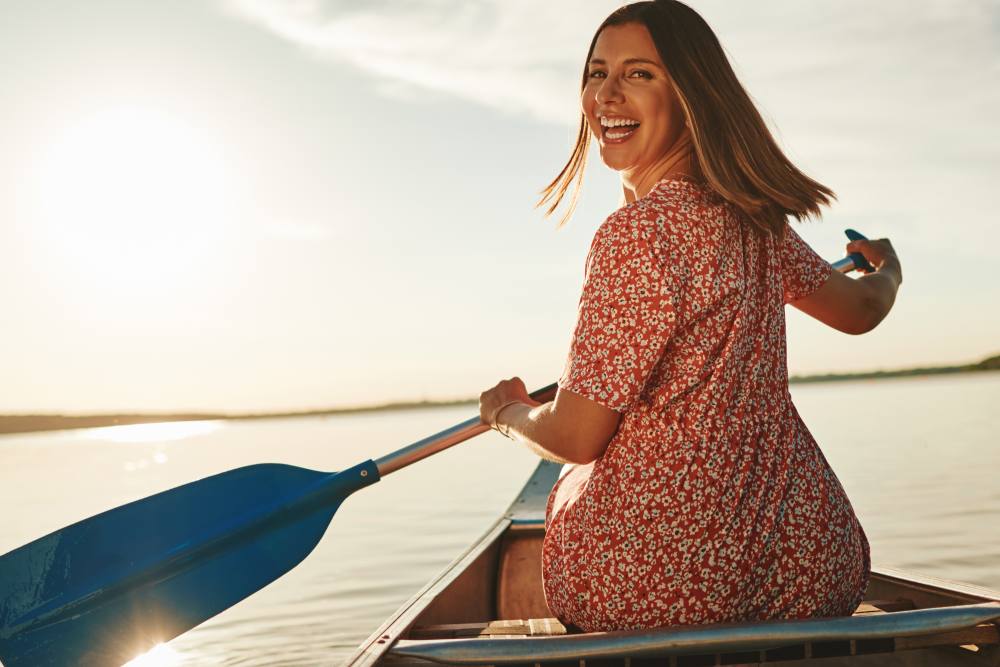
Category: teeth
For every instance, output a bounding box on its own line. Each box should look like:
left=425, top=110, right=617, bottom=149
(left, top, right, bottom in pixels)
left=606, top=128, right=636, bottom=139
left=600, top=116, right=640, bottom=128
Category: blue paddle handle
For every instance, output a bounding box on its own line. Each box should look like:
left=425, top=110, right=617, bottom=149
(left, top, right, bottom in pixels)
left=831, top=228, right=877, bottom=273
left=844, top=228, right=876, bottom=273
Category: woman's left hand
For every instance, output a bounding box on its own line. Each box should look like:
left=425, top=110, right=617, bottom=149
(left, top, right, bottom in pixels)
left=479, top=377, right=541, bottom=428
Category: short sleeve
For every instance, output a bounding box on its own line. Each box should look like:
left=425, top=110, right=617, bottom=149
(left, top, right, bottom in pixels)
left=559, top=216, right=676, bottom=413
left=781, top=225, right=832, bottom=304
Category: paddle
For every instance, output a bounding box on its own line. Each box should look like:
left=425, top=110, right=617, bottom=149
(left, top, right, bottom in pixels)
left=0, top=383, right=557, bottom=667
left=831, top=228, right=876, bottom=273
left=0, top=231, right=872, bottom=666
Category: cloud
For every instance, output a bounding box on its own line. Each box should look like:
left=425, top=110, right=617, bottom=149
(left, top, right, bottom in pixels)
left=221, top=0, right=616, bottom=124
left=221, top=1, right=999, bottom=142
left=223, top=0, right=1000, bottom=248
left=690, top=0, right=1000, bottom=248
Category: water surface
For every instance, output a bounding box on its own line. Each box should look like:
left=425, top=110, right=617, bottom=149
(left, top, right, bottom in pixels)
left=1, top=373, right=997, bottom=665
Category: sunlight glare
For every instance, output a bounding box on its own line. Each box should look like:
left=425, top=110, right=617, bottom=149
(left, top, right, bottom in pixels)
left=25, top=105, right=237, bottom=297
left=123, top=643, right=183, bottom=667
left=83, top=420, right=223, bottom=443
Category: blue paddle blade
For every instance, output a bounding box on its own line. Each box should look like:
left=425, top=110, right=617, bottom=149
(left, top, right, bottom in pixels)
left=0, top=460, right=379, bottom=667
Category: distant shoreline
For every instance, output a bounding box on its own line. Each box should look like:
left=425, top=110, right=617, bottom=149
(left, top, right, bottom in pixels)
left=788, top=353, right=1000, bottom=385
left=3, top=354, right=997, bottom=436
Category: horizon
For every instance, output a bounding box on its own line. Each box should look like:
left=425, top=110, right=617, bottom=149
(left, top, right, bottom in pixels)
left=2, top=1, right=998, bottom=413
left=3, top=350, right=997, bottom=419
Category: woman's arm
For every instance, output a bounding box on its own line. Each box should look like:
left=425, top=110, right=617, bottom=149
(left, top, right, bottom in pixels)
left=791, top=238, right=903, bottom=334
left=480, top=378, right=620, bottom=464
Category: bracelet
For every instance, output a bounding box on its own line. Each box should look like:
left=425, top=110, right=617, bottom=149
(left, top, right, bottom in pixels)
left=489, top=400, right=522, bottom=439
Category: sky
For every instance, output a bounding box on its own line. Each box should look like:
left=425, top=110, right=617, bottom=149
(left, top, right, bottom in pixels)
left=1, top=0, right=998, bottom=414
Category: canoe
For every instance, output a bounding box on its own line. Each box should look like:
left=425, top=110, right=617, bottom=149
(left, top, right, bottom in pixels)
left=346, top=461, right=1000, bottom=666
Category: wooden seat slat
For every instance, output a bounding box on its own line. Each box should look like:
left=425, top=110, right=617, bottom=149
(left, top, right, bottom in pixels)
left=410, top=617, right=568, bottom=639
left=853, top=599, right=916, bottom=614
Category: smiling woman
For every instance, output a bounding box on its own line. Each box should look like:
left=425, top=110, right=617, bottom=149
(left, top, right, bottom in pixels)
left=22, top=105, right=239, bottom=304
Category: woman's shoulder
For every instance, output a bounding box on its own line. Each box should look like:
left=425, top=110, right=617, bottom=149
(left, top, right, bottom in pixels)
left=597, top=177, right=732, bottom=256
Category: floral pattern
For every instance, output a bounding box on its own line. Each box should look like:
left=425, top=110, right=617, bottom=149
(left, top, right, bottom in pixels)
left=543, top=176, right=870, bottom=632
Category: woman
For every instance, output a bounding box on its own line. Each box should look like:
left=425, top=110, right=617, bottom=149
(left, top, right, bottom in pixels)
left=479, top=1, right=902, bottom=632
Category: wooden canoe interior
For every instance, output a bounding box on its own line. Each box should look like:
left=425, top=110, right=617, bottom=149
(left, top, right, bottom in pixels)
left=347, top=462, right=1000, bottom=667
left=384, top=524, right=1000, bottom=666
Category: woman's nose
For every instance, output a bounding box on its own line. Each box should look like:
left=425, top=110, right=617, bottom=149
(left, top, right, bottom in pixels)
left=595, top=75, right=624, bottom=105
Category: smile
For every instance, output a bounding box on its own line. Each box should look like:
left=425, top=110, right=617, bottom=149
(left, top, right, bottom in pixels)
left=599, top=115, right=640, bottom=143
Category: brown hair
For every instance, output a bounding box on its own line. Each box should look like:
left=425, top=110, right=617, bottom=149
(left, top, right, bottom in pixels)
left=538, top=0, right=834, bottom=234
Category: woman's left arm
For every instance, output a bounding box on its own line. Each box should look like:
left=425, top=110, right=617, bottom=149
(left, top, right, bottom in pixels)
left=480, top=378, right=620, bottom=465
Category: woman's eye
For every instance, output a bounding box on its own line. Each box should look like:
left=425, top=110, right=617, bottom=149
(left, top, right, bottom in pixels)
left=588, top=70, right=606, bottom=79
left=630, top=70, right=653, bottom=79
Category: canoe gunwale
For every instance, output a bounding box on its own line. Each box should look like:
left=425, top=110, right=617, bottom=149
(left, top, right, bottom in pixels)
left=389, top=602, right=1000, bottom=664
left=868, top=566, right=1000, bottom=604
left=345, top=517, right=511, bottom=667
left=344, top=461, right=562, bottom=667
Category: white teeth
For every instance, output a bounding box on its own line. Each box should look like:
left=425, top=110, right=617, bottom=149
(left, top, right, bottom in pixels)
left=606, top=128, right=636, bottom=139
left=600, top=116, right=640, bottom=128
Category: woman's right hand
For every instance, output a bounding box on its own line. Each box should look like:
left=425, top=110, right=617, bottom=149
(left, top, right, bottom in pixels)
left=846, top=238, right=902, bottom=283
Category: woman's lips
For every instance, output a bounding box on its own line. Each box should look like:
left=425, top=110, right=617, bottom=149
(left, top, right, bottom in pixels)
left=602, top=123, right=640, bottom=144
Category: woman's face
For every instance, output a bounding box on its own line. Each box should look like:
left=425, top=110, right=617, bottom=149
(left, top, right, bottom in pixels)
left=581, top=22, right=688, bottom=180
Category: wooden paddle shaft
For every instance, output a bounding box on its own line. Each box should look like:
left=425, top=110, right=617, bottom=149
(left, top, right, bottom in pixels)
left=375, top=383, right=559, bottom=477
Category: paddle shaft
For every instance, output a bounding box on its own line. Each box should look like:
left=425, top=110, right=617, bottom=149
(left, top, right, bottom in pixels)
left=831, top=255, right=861, bottom=273
left=375, top=382, right=558, bottom=476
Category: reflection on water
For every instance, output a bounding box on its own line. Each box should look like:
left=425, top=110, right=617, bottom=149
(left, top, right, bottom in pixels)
left=80, top=420, right=223, bottom=443
left=123, top=449, right=170, bottom=472
left=122, top=643, right=185, bottom=667
left=1, top=374, right=998, bottom=666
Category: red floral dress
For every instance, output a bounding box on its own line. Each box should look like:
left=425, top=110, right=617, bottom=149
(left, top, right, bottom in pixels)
left=543, top=176, right=870, bottom=631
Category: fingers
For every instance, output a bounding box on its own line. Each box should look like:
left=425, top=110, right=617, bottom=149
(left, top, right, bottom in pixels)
left=479, top=377, right=530, bottom=425
left=483, top=377, right=527, bottom=396
left=846, top=240, right=876, bottom=274
left=846, top=238, right=894, bottom=253
left=845, top=238, right=897, bottom=273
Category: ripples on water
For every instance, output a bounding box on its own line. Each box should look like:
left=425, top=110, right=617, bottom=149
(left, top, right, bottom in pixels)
left=1, top=373, right=997, bottom=666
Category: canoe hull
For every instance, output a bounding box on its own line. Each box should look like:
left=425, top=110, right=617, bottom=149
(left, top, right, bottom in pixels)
left=346, top=461, right=1000, bottom=666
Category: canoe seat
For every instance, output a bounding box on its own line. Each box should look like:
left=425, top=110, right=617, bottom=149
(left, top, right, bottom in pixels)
left=409, top=617, right=567, bottom=639
left=853, top=599, right=917, bottom=613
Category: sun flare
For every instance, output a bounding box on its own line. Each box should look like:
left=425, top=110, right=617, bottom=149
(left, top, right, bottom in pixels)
left=122, top=642, right=184, bottom=667
left=24, top=105, right=238, bottom=299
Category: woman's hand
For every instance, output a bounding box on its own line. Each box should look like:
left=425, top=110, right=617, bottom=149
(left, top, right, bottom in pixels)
left=794, top=237, right=902, bottom=335
left=477, top=381, right=620, bottom=464
left=479, top=377, right=541, bottom=429
left=846, top=238, right=902, bottom=283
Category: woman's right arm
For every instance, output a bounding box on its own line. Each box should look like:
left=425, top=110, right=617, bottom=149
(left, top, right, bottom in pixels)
left=790, top=238, right=903, bottom=335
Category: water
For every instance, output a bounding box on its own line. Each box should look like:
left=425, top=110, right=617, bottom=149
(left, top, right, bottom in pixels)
left=1, top=373, right=998, bottom=666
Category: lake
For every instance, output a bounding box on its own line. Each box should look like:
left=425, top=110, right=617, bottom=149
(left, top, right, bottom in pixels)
left=1, top=373, right=998, bottom=666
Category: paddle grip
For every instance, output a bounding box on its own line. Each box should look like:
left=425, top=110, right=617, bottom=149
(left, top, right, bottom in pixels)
left=375, top=382, right=559, bottom=477
left=833, top=228, right=877, bottom=274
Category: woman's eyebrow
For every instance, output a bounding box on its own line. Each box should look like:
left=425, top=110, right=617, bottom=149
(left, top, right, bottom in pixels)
left=589, top=57, right=662, bottom=68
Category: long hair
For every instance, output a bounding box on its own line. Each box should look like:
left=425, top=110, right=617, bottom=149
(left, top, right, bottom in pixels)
left=538, top=0, right=834, bottom=234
